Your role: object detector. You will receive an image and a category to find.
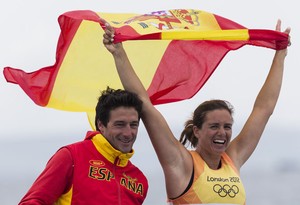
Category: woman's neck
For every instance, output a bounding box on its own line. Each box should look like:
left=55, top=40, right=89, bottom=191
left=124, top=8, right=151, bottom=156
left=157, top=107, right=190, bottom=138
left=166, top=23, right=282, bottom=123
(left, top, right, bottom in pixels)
left=197, top=149, right=222, bottom=170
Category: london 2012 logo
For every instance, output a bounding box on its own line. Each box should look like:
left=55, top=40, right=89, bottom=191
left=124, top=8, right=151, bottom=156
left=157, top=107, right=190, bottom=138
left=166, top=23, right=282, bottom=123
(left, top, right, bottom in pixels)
left=213, top=184, right=239, bottom=198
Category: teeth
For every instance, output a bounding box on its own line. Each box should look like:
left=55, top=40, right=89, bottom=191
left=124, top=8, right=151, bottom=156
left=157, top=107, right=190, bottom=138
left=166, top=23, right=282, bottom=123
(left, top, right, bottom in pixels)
left=213, top=139, right=225, bottom=144
left=121, top=139, right=131, bottom=143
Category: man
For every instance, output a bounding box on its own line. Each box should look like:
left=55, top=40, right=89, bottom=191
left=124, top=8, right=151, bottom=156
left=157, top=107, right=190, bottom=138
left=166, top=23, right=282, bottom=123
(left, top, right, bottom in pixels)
left=19, top=87, right=148, bottom=205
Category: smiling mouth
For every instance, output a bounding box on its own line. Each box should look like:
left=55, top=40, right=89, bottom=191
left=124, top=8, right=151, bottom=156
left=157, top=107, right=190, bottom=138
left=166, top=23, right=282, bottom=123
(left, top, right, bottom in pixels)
left=120, top=139, right=132, bottom=143
left=213, top=139, right=226, bottom=144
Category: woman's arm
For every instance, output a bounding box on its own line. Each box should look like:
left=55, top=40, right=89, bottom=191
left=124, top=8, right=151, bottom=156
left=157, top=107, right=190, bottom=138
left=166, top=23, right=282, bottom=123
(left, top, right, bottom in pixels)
left=227, top=20, right=291, bottom=168
left=102, top=22, right=193, bottom=198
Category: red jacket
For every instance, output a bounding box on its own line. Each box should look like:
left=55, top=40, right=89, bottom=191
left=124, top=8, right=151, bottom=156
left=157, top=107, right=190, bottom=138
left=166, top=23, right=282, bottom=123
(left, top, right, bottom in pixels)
left=19, top=131, right=148, bottom=205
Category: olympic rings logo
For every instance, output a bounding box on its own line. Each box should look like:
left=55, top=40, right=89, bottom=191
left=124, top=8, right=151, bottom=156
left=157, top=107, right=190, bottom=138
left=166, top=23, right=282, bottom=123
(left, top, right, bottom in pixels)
left=213, top=184, right=239, bottom=198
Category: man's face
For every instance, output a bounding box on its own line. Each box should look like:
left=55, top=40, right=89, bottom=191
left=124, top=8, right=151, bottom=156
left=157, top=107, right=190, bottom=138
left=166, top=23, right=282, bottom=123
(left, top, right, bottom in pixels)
left=98, top=106, right=139, bottom=153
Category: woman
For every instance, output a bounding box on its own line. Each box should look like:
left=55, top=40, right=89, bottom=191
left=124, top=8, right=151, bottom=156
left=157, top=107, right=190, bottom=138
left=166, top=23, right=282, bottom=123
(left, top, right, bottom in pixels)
left=103, top=19, right=290, bottom=204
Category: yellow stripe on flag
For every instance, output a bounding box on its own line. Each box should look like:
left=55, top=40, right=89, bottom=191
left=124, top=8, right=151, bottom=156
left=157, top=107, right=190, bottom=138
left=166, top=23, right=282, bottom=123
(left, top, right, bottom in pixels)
left=161, top=29, right=249, bottom=40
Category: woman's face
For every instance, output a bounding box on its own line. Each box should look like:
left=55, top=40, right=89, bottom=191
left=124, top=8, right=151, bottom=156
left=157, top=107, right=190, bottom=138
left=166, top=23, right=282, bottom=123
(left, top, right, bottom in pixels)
left=194, top=109, right=233, bottom=155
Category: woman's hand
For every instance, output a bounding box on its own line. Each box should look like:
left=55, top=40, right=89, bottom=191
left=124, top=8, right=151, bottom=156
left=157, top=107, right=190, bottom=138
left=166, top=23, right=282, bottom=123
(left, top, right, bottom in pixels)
left=276, top=19, right=291, bottom=56
left=101, top=19, right=123, bottom=54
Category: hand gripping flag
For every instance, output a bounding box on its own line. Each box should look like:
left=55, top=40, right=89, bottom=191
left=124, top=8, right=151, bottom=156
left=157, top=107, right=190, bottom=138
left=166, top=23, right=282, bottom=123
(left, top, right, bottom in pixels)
left=3, top=9, right=289, bottom=130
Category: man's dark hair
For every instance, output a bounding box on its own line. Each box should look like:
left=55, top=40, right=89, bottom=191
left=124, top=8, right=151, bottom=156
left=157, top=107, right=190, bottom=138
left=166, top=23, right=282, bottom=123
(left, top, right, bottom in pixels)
left=95, top=87, right=143, bottom=130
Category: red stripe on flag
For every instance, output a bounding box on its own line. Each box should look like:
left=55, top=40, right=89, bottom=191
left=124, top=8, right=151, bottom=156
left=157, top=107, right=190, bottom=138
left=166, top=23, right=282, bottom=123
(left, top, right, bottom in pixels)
left=3, top=66, right=54, bottom=106
left=147, top=40, right=247, bottom=105
left=114, top=25, right=162, bottom=42
left=248, top=29, right=289, bottom=49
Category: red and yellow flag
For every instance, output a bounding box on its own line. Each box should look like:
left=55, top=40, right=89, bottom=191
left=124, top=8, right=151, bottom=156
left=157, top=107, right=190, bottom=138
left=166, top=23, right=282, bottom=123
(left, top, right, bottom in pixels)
left=3, top=9, right=289, bottom=129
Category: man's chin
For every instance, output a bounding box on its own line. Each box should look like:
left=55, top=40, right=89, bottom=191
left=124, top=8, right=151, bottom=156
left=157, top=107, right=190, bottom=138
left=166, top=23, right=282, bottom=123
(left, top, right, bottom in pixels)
left=119, top=146, right=133, bottom=154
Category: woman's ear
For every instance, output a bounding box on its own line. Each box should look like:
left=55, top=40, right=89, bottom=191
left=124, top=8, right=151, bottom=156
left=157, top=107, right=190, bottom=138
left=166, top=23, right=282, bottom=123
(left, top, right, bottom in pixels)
left=193, top=125, right=200, bottom=139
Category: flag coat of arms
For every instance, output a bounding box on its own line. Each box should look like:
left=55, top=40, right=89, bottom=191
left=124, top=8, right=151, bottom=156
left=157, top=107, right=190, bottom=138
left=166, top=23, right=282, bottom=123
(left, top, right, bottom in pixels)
left=3, top=9, right=289, bottom=129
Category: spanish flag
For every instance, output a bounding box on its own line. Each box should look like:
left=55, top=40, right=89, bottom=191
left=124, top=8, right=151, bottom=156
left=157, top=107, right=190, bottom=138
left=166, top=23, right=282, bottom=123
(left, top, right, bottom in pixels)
left=3, top=9, right=289, bottom=129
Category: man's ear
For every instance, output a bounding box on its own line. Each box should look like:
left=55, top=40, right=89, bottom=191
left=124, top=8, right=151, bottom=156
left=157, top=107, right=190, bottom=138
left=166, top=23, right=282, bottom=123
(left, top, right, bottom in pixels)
left=97, top=119, right=104, bottom=133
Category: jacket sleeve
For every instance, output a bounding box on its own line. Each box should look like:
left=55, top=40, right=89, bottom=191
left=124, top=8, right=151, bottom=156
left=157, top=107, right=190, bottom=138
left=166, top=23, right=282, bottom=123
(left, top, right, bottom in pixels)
left=19, top=147, right=73, bottom=205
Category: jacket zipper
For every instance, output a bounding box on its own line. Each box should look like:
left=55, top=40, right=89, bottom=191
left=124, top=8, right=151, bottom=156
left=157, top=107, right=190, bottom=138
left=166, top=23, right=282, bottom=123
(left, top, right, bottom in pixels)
left=114, top=157, right=122, bottom=205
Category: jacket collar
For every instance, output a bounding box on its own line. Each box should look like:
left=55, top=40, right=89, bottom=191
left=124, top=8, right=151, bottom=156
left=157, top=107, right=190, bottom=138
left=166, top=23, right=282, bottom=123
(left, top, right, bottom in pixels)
left=87, top=131, right=134, bottom=167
